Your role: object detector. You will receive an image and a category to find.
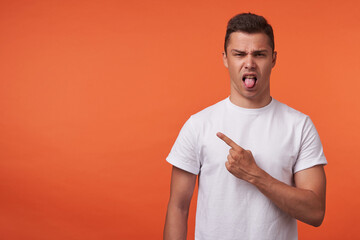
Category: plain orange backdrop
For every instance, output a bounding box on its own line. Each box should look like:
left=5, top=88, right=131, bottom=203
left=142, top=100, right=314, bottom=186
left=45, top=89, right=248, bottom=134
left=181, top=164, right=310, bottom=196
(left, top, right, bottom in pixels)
left=1, top=0, right=360, bottom=239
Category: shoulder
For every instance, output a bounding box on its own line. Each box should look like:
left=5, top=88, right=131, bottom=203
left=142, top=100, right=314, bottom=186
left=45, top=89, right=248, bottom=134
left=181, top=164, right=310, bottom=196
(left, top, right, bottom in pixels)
left=272, top=99, right=323, bottom=149
left=273, top=99, right=307, bottom=117
left=272, top=99, right=310, bottom=125
left=188, top=98, right=228, bottom=124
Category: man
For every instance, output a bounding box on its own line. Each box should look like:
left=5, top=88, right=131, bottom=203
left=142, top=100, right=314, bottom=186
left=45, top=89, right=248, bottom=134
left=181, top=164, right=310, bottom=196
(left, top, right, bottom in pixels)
left=164, top=13, right=327, bottom=240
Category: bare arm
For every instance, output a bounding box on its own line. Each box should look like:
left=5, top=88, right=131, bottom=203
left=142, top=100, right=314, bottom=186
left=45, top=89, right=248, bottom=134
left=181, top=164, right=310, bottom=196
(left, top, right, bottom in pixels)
left=217, top=132, right=326, bottom=227
left=251, top=165, right=326, bottom=226
left=164, top=166, right=197, bottom=240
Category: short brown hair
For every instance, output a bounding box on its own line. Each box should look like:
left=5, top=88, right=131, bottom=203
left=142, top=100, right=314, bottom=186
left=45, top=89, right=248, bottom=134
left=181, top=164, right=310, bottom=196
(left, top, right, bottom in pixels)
left=224, top=13, right=275, bottom=53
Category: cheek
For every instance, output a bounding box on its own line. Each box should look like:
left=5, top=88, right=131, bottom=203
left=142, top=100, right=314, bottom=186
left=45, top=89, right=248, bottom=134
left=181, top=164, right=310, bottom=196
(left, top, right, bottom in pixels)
left=228, top=62, right=243, bottom=74
left=260, top=64, right=273, bottom=77
left=227, top=65, right=237, bottom=76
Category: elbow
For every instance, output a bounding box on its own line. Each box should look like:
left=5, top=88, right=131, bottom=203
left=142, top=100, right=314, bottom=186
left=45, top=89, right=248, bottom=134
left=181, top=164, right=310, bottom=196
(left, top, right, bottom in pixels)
left=308, top=209, right=325, bottom=227
left=310, top=219, right=323, bottom=227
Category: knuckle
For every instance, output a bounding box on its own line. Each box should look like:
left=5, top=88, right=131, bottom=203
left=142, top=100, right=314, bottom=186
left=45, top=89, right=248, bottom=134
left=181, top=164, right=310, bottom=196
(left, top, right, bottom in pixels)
left=225, top=161, right=230, bottom=169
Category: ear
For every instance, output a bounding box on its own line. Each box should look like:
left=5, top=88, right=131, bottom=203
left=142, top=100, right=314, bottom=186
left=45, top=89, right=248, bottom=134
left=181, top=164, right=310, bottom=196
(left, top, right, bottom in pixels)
left=272, top=51, right=277, bottom=68
left=222, top=51, right=228, bottom=68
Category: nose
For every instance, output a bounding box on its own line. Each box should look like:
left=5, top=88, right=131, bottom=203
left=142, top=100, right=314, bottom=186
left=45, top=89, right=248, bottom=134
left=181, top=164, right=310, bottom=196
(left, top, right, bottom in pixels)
left=244, top=56, right=256, bottom=70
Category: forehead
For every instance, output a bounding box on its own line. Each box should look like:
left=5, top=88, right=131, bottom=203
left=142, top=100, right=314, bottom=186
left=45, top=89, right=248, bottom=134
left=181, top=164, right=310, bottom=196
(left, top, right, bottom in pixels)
left=227, top=32, right=272, bottom=51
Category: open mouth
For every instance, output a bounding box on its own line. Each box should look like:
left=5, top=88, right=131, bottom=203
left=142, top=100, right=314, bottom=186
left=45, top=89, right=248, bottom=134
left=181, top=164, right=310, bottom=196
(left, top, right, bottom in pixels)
left=242, top=75, right=257, bottom=88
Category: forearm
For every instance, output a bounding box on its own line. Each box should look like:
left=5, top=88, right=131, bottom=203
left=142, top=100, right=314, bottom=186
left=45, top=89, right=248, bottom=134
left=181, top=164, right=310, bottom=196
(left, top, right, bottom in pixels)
left=250, top=169, right=325, bottom=226
left=163, top=203, right=189, bottom=240
left=217, top=132, right=326, bottom=227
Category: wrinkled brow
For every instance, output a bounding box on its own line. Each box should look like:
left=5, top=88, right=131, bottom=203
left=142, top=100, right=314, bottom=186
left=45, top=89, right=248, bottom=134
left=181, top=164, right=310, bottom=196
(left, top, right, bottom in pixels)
left=231, top=49, right=269, bottom=54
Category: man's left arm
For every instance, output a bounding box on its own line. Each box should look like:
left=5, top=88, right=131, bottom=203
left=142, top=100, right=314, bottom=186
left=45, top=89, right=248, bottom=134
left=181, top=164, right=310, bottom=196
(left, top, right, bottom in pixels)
left=252, top=164, right=326, bottom=227
left=217, top=132, right=326, bottom=227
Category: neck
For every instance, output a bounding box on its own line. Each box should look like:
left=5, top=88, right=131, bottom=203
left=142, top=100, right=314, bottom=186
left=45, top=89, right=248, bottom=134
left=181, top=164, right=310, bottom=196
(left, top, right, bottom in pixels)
left=229, top=92, right=272, bottom=109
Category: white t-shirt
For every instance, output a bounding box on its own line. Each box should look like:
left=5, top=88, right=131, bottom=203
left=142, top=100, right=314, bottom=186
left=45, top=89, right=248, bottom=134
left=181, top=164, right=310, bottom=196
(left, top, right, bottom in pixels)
left=167, top=97, right=327, bottom=240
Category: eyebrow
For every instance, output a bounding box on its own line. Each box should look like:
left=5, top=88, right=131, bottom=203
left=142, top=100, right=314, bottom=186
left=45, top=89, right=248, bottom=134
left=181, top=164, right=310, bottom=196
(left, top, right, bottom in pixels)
left=231, top=49, right=269, bottom=54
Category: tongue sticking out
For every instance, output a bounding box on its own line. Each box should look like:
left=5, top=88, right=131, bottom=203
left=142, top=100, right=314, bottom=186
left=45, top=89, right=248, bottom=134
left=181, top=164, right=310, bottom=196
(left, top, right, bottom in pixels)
left=244, top=78, right=255, bottom=88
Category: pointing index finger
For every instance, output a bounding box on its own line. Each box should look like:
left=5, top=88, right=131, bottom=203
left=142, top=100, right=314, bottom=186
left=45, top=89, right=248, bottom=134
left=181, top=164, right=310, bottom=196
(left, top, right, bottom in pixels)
left=216, top=132, right=242, bottom=150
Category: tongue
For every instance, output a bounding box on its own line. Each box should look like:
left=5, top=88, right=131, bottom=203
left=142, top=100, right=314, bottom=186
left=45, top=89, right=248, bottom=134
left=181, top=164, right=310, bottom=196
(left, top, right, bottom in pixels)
left=244, top=78, right=255, bottom=88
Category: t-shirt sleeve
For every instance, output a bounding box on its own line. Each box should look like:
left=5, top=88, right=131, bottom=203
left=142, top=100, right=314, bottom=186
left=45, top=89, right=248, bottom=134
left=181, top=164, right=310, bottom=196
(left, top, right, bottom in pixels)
left=293, top=116, right=327, bottom=173
left=166, top=116, right=200, bottom=175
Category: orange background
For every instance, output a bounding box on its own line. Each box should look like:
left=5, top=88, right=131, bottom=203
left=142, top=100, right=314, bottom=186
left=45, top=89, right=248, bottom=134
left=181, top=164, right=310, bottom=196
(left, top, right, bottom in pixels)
left=1, top=0, right=359, bottom=239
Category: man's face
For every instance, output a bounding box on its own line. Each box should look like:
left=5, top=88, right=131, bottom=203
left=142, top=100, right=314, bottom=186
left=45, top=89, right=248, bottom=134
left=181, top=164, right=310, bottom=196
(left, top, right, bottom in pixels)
left=223, top=32, right=277, bottom=106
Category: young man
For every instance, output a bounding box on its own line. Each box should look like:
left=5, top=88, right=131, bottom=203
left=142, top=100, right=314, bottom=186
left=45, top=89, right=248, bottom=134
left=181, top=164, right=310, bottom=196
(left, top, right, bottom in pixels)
left=164, top=13, right=327, bottom=240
